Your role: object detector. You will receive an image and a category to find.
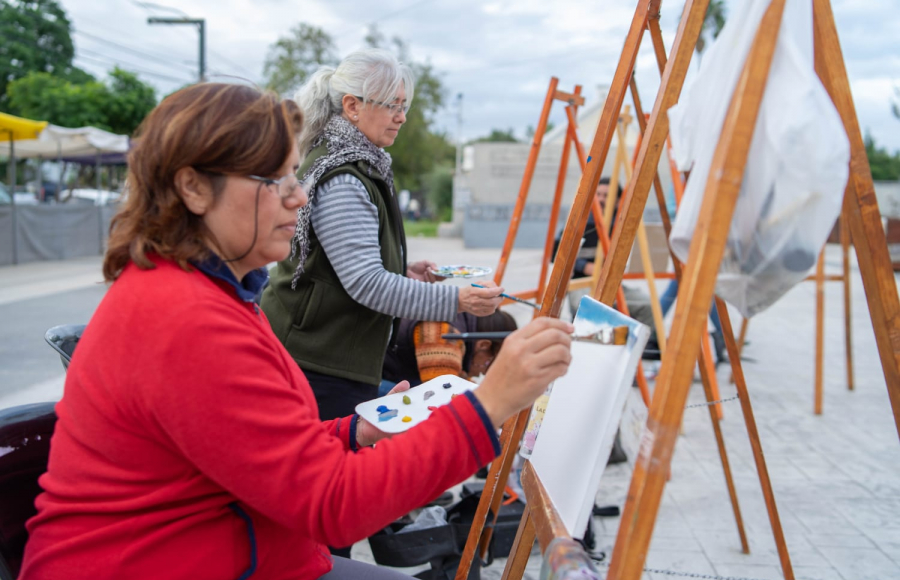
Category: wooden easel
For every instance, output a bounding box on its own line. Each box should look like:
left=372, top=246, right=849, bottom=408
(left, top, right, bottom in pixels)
left=455, top=2, right=766, bottom=579
left=491, top=77, right=585, bottom=294
left=491, top=80, right=656, bottom=405
left=457, top=0, right=900, bottom=578
left=597, top=2, right=900, bottom=580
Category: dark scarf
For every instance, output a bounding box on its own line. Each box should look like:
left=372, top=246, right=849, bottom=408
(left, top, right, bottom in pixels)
left=289, top=115, right=395, bottom=287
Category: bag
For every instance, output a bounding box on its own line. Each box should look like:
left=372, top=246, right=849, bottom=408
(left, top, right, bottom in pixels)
left=367, top=487, right=527, bottom=580
left=668, top=0, right=849, bottom=318
left=367, top=493, right=488, bottom=580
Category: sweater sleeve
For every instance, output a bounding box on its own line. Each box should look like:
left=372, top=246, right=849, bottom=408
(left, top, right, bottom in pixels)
left=311, top=174, right=458, bottom=322
left=144, top=300, right=498, bottom=549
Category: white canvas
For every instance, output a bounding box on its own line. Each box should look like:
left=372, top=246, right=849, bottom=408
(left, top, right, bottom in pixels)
left=529, top=296, right=650, bottom=537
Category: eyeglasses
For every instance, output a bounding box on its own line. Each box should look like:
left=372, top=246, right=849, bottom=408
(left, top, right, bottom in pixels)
left=246, top=173, right=303, bottom=199
left=355, top=96, right=409, bottom=115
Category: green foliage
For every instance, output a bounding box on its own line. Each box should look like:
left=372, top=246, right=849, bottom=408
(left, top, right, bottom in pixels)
left=893, top=86, right=899, bottom=120
left=403, top=219, right=439, bottom=237
left=695, top=0, right=727, bottom=56
left=7, top=67, right=156, bottom=135
left=525, top=121, right=555, bottom=139
left=424, top=164, right=455, bottom=222
left=865, top=132, right=900, bottom=181
left=263, top=23, right=338, bottom=96
left=472, top=128, right=519, bottom=143
left=362, top=24, right=455, bottom=193
left=0, top=0, right=90, bottom=109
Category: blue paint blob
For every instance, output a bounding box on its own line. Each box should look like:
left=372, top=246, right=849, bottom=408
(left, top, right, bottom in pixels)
left=586, top=156, right=592, bottom=163
left=376, top=405, right=389, bottom=413
left=378, top=409, right=398, bottom=422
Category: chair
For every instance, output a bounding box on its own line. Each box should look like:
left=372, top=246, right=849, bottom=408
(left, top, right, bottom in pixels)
left=43, top=324, right=86, bottom=370
left=0, top=403, right=57, bottom=580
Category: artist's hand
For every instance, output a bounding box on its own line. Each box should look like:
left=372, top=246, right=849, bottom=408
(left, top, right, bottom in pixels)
left=407, top=260, right=443, bottom=283
left=473, top=318, right=573, bottom=428
left=458, top=282, right=503, bottom=316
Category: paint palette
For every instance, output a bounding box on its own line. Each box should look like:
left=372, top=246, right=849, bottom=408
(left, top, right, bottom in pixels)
left=356, top=374, right=478, bottom=434
left=429, top=265, right=493, bottom=279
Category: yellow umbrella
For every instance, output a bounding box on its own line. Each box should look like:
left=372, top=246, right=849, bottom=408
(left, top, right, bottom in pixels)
left=0, top=111, right=48, bottom=141
left=1, top=112, right=48, bottom=265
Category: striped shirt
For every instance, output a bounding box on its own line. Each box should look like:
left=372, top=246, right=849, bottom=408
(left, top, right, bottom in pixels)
left=310, top=173, right=458, bottom=322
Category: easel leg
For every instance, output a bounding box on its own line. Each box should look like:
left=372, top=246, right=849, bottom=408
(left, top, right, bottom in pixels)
left=699, top=332, right=724, bottom=419
left=729, top=318, right=749, bottom=385
left=840, top=209, right=854, bottom=390
left=814, top=0, right=900, bottom=439
left=539, top=95, right=583, bottom=302
left=717, top=298, right=796, bottom=580
left=500, top=509, right=536, bottom=580
left=815, top=248, right=825, bottom=415
left=696, top=331, right=750, bottom=553
left=494, top=78, right=558, bottom=285
left=455, top=412, right=529, bottom=580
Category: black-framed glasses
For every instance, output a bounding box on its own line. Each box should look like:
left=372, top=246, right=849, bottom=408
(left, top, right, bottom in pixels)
left=354, top=96, right=410, bottom=115
left=246, top=173, right=303, bottom=199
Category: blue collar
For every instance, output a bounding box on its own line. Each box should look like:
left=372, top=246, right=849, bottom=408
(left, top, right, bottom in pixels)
left=193, top=253, right=268, bottom=303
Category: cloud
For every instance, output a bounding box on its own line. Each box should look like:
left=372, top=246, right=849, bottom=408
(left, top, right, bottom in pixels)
left=61, top=0, right=900, bottom=152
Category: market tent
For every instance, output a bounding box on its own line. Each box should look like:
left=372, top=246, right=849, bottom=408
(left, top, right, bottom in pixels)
left=0, top=124, right=129, bottom=159
left=0, top=112, right=48, bottom=265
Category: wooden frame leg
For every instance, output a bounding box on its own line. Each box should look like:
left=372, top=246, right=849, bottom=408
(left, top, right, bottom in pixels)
left=815, top=248, right=825, bottom=415
left=840, top=209, right=854, bottom=390
left=717, top=298, right=796, bottom=579
left=500, top=509, right=536, bottom=580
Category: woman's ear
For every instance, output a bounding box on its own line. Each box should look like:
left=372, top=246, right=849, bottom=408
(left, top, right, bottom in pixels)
left=174, top=167, right=214, bottom=216
left=474, top=339, right=494, bottom=354
left=342, top=94, right=361, bottom=121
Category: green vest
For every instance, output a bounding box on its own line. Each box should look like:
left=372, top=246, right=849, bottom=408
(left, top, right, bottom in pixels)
left=261, top=145, right=407, bottom=385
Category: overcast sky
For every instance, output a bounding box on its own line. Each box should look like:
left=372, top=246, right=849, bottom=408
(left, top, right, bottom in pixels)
left=63, top=0, right=900, bottom=152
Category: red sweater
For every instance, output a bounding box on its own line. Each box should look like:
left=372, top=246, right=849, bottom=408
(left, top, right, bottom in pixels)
left=20, top=257, right=499, bottom=580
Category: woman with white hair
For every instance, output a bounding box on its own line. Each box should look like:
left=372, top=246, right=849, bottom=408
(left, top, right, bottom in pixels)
left=261, top=49, right=503, bottom=426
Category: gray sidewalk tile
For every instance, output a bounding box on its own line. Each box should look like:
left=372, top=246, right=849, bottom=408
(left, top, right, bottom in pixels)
left=818, top=547, right=900, bottom=580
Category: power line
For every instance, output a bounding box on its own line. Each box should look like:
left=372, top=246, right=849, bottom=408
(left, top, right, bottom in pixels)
left=74, top=53, right=194, bottom=85
left=73, top=28, right=198, bottom=73
left=334, top=0, right=437, bottom=40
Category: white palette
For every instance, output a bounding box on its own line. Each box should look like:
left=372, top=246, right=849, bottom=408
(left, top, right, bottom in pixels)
left=529, top=296, right=650, bottom=538
left=356, top=374, right=477, bottom=434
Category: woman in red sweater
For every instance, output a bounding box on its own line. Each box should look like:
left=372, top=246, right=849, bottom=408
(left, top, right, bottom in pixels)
left=19, top=83, right=573, bottom=580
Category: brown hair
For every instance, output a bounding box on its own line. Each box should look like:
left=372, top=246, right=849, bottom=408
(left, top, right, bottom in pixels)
left=103, top=83, right=303, bottom=282
left=475, top=310, right=519, bottom=357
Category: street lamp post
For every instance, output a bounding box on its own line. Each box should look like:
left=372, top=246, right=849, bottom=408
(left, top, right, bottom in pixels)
left=147, top=17, right=206, bottom=82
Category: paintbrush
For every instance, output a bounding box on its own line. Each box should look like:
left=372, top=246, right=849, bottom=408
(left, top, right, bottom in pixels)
left=470, top=283, right=540, bottom=310
left=442, top=326, right=629, bottom=345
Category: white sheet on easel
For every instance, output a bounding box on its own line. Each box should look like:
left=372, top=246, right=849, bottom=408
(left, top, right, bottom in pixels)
left=529, top=296, right=649, bottom=538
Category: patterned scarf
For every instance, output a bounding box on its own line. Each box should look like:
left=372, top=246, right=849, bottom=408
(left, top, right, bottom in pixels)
left=289, top=114, right=395, bottom=287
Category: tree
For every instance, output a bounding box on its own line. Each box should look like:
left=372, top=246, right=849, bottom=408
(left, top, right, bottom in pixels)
left=472, top=128, right=519, bottom=143
left=7, top=67, right=156, bottom=135
left=362, top=25, right=456, bottom=196
left=525, top=121, right=555, bottom=139
left=0, top=0, right=89, bottom=109
left=263, top=23, right=338, bottom=96
left=695, top=0, right=727, bottom=58
left=893, top=86, right=899, bottom=120
left=865, top=131, right=900, bottom=181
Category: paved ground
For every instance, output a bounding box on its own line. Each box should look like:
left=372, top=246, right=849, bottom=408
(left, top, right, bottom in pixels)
left=1, top=236, right=898, bottom=580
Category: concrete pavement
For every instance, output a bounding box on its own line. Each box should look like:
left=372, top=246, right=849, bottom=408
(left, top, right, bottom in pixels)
left=1, top=238, right=898, bottom=579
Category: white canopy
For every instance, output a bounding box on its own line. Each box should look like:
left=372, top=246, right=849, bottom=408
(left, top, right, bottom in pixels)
left=0, top=124, right=129, bottom=160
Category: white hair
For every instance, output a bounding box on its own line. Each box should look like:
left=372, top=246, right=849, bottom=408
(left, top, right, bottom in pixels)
left=295, top=48, right=415, bottom=154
